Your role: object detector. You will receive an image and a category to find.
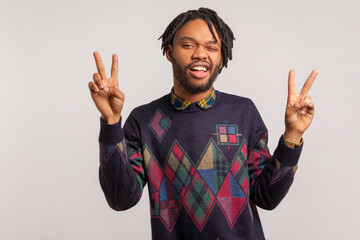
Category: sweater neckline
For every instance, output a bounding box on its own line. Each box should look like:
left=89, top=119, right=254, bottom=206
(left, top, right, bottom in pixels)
left=166, top=90, right=221, bottom=113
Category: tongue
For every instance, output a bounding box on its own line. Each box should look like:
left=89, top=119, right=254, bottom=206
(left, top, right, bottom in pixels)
left=190, top=70, right=208, bottom=79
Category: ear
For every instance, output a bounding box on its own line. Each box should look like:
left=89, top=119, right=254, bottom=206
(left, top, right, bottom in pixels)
left=166, top=44, right=173, bottom=62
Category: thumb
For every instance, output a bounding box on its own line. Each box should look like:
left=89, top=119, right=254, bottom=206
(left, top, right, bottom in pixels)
left=103, top=86, right=125, bottom=100
left=286, top=97, right=305, bottom=116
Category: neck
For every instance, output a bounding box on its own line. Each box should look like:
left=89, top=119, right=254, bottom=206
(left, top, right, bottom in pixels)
left=173, top=82, right=213, bottom=103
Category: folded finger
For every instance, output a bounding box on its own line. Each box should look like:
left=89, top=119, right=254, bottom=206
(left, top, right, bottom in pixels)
left=304, top=95, right=312, bottom=106
left=93, top=73, right=103, bottom=89
left=307, top=102, right=315, bottom=115
left=88, top=82, right=99, bottom=93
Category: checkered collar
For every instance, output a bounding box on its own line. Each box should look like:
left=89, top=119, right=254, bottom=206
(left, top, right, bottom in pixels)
left=170, top=88, right=217, bottom=110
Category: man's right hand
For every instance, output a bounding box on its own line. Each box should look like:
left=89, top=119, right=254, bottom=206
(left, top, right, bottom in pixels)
left=88, top=51, right=125, bottom=124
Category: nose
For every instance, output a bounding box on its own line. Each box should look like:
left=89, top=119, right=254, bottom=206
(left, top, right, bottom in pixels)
left=191, top=45, right=208, bottom=60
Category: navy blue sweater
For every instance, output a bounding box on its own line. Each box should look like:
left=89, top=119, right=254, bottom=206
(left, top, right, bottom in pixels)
left=98, top=91, right=302, bottom=240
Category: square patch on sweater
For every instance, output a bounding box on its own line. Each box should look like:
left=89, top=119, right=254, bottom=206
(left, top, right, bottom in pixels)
left=214, top=124, right=242, bottom=150
left=149, top=109, right=172, bottom=142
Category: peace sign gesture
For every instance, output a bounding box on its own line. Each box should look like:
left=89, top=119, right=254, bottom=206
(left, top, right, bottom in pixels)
left=283, top=69, right=318, bottom=143
left=88, top=51, right=125, bottom=124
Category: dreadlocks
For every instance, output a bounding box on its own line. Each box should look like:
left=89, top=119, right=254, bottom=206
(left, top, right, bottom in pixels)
left=159, top=7, right=235, bottom=73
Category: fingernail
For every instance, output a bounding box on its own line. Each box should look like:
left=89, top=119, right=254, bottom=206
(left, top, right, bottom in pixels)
left=104, top=86, right=109, bottom=92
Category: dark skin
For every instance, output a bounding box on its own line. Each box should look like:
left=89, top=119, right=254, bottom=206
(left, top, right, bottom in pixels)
left=89, top=19, right=318, bottom=143
left=165, top=19, right=223, bottom=102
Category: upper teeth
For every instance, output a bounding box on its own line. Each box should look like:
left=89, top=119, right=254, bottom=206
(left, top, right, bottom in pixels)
left=192, top=66, right=207, bottom=72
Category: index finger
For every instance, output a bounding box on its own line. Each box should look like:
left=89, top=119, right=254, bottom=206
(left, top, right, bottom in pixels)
left=288, top=69, right=296, bottom=96
left=300, top=69, right=318, bottom=97
left=93, top=51, right=107, bottom=79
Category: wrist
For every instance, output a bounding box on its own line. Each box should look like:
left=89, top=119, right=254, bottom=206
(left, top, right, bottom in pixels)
left=283, top=130, right=302, bottom=144
left=101, top=114, right=121, bottom=125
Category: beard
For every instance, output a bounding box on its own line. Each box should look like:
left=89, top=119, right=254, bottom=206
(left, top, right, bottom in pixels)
left=171, top=57, right=220, bottom=94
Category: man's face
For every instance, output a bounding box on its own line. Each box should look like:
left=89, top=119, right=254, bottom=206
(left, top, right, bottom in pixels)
left=167, top=19, right=222, bottom=95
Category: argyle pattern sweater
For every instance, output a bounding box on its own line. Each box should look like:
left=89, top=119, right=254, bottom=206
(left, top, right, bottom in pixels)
left=98, top=91, right=302, bottom=240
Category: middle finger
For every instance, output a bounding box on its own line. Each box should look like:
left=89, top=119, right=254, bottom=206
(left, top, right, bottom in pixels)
left=300, top=70, right=318, bottom=97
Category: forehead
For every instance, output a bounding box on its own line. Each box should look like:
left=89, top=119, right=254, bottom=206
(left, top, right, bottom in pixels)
left=173, top=19, right=220, bottom=44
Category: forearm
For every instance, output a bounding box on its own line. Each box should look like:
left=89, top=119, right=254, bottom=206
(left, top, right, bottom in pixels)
left=98, top=119, right=144, bottom=210
left=249, top=136, right=302, bottom=210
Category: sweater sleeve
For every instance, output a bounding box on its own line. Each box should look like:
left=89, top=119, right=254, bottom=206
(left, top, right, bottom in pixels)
left=98, top=115, right=146, bottom=211
left=247, top=109, right=302, bottom=210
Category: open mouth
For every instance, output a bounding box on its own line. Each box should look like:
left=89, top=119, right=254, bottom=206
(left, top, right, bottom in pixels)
left=188, top=62, right=211, bottom=79
left=190, top=66, right=208, bottom=72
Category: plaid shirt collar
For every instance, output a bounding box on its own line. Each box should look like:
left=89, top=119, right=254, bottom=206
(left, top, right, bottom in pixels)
left=170, top=88, right=217, bottom=110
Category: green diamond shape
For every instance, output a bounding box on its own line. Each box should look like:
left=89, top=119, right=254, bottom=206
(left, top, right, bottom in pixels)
left=194, top=180, right=203, bottom=193
left=159, top=117, right=170, bottom=129
left=187, top=193, right=195, bottom=206
left=202, top=192, right=211, bottom=205
left=195, top=207, right=204, bottom=219
left=177, top=164, right=188, bottom=182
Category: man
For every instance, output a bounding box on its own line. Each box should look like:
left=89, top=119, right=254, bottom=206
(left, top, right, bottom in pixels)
left=88, top=8, right=317, bottom=240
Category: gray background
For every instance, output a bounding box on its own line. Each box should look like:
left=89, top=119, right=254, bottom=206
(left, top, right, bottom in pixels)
left=1, top=0, right=359, bottom=239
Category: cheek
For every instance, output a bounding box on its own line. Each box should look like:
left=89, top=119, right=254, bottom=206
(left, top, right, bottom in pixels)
left=213, top=56, right=222, bottom=67
left=172, top=52, right=190, bottom=66
left=210, top=53, right=222, bottom=64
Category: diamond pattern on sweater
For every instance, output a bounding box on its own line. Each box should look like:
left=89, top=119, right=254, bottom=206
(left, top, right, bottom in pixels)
left=158, top=173, right=182, bottom=231
left=144, top=146, right=163, bottom=192
left=165, top=141, right=196, bottom=198
left=197, top=139, right=230, bottom=195
left=151, top=138, right=252, bottom=232
left=230, top=142, right=247, bottom=187
left=160, top=199, right=182, bottom=231
left=217, top=172, right=247, bottom=228
left=100, top=144, right=115, bottom=167
left=149, top=109, right=172, bottom=142
left=183, top=171, right=215, bottom=231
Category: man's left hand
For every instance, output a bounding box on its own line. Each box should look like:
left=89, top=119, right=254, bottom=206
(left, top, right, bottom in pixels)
left=284, top=69, right=318, bottom=143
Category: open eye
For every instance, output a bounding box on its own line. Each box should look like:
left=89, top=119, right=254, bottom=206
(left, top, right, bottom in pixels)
left=182, top=43, right=194, bottom=48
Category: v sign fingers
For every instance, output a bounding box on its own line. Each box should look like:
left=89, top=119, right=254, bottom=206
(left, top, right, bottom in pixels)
left=284, top=69, right=318, bottom=143
left=89, top=51, right=125, bottom=124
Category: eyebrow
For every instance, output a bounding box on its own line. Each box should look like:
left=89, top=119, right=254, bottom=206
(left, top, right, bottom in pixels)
left=178, top=36, right=219, bottom=45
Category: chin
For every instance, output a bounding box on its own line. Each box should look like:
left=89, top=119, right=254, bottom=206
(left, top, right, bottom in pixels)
left=180, top=78, right=214, bottom=95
